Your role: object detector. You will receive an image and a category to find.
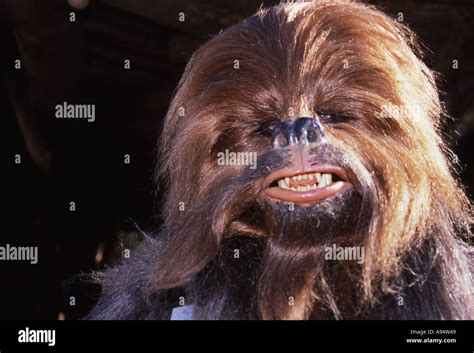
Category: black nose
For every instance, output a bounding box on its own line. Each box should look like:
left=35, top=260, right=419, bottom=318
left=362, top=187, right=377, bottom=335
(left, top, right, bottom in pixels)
left=260, top=117, right=325, bottom=148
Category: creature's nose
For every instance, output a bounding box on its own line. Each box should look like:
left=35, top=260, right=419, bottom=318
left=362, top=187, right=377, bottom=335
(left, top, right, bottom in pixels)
left=260, top=117, right=325, bottom=148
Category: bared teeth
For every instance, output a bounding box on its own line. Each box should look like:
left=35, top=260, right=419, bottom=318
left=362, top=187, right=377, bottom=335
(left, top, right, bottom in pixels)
left=326, top=173, right=332, bottom=184
left=319, top=177, right=326, bottom=188
left=278, top=178, right=290, bottom=189
left=277, top=172, right=336, bottom=191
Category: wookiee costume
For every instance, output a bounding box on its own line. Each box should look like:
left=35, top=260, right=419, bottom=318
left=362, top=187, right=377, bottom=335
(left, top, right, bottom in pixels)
left=87, top=0, right=473, bottom=320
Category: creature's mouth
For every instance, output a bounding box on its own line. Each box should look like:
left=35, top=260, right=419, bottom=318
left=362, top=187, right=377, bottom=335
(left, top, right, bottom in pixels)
left=262, top=165, right=352, bottom=205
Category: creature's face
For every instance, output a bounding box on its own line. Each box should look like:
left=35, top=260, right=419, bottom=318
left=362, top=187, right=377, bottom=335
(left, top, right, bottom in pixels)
left=160, top=0, right=450, bottom=254
left=161, top=0, right=449, bottom=250
left=153, top=1, right=469, bottom=319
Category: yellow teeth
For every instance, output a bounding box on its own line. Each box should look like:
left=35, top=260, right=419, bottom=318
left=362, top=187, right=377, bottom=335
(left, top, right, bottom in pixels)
left=277, top=173, right=335, bottom=191
left=289, top=173, right=321, bottom=183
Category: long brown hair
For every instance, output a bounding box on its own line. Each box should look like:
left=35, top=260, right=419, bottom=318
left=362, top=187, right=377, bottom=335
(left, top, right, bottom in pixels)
left=89, top=0, right=473, bottom=320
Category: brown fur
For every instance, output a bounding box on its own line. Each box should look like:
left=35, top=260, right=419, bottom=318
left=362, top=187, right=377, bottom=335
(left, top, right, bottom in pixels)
left=88, top=0, right=473, bottom=320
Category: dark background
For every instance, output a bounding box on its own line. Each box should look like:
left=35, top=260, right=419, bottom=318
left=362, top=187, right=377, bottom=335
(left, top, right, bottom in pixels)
left=1, top=0, right=473, bottom=320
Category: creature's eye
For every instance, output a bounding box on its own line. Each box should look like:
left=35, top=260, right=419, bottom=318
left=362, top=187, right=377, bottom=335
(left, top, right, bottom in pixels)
left=256, top=119, right=290, bottom=147
left=317, top=110, right=354, bottom=124
left=257, top=119, right=283, bottom=138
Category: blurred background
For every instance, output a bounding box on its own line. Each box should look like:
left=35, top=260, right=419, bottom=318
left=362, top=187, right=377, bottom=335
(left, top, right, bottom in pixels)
left=2, top=0, right=473, bottom=319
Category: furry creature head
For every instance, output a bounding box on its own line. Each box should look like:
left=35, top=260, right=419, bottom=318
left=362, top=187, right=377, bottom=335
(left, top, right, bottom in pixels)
left=90, top=0, right=473, bottom=320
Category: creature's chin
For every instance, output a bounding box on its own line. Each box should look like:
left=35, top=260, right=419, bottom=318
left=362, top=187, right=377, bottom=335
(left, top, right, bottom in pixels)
left=261, top=166, right=353, bottom=206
